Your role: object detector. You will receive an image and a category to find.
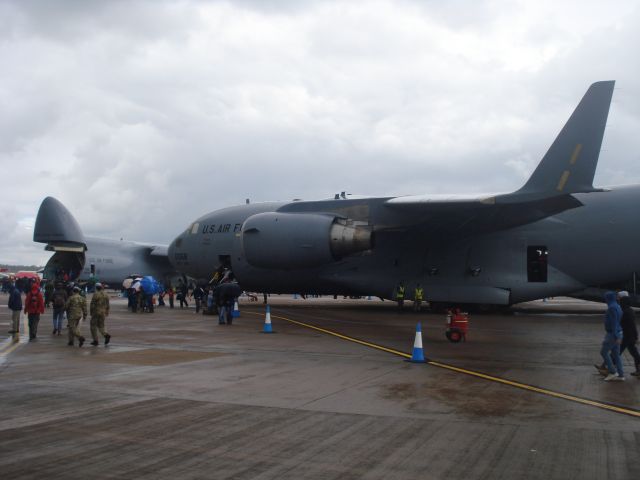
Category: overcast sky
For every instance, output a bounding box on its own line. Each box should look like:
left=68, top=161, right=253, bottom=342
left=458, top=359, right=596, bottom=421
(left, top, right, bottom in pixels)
left=1, top=0, right=639, bottom=265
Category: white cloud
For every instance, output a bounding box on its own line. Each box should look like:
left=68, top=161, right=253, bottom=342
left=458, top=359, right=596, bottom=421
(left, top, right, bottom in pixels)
left=0, top=0, right=639, bottom=264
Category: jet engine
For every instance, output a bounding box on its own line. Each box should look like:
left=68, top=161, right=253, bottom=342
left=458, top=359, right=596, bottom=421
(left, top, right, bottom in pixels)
left=241, top=212, right=373, bottom=269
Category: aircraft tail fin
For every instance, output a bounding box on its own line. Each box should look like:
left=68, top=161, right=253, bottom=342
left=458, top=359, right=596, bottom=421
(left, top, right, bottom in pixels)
left=34, top=197, right=86, bottom=249
left=514, top=80, right=615, bottom=199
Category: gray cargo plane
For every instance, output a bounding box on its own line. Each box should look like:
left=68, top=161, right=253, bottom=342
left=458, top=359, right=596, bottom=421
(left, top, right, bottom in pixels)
left=33, top=81, right=637, bottom=307
left=33, top=197, right=176, bottom=286
left=166, top=80, right=640, bottom=308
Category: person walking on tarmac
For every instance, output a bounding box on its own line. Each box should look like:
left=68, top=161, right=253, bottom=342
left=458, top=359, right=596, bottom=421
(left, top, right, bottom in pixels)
left=44, top=280, right=54, bottom=308
left=178, top=281, right=189, bottom=309
left=24, top=282, right=45, bottom=340
left=7, top=282, right=22, bottom=334
left=414, top=283, right=424, bottom=312
left=90, top=283, right=111, bottom=346
left=167, top=286, right=175, bottom=309
left=618, top=291, right=640, bottom=376
left=66, top=286, right=87, bottom=347
left=193, top=285, right=205, bottom=314
left=51, top=283, right=68, bottom=335
left=395, top=282, right=405, bottom=311
left=600, top=291, right=625, bottom=381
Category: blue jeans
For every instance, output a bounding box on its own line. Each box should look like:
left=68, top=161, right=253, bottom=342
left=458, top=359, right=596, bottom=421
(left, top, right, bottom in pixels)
left=600, top=334, right=624, bottom=376
left=52, top=310, right=64, bottom=331
left=218, top=305, right=227, bottom=324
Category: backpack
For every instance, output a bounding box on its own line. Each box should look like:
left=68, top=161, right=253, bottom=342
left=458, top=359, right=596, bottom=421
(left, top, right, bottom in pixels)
left=53, top=292, right=65, bottom=309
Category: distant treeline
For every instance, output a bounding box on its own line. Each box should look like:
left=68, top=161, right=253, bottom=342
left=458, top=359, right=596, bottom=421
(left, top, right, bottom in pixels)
left=0, top=264, right=44, bottom=272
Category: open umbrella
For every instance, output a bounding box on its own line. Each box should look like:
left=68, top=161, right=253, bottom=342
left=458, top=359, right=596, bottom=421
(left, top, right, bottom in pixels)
left=15, top=271, right=40, bottom=280
left=217, top=282, right=242, bottom=300
left=140, top=276, right=161, bottom=294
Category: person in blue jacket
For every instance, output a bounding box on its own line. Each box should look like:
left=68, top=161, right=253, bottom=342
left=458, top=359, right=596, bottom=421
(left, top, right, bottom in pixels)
left=600, top=291, right=625, bottom=381
left=7, top=282, right=22, bottom=334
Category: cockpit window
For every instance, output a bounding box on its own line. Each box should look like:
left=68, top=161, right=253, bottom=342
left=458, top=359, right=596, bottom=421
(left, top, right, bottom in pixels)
left=191, top=223, right=200, bottom=235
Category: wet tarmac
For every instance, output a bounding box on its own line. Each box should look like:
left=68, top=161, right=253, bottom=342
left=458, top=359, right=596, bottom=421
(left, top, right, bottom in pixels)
left=0, top=294, right=638, bottom=479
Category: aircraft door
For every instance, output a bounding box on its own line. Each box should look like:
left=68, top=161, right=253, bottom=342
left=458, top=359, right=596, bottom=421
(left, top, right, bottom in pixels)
left=527, top=245, right=548, bottom=282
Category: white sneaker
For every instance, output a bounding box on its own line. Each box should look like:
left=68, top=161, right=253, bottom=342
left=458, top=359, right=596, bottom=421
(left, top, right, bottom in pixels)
left=613, top=376, right=626, bottom=381
left=604, top=373, right=618, bottom=381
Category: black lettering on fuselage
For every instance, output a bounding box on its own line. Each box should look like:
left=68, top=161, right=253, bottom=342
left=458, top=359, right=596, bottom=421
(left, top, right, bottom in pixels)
left=201, top=225, right=218, bottom=234
left=201, top=222, right=237, bottom=234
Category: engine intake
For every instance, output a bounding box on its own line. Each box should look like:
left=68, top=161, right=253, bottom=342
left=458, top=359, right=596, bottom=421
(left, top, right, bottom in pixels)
left=242, top=212, right=372, bottom=269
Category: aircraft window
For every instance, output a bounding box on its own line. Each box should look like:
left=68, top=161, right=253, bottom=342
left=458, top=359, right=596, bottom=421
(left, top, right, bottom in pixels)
left=527, top=246, right=548, bottom=282
left=191, top=223, right=199, bottom=235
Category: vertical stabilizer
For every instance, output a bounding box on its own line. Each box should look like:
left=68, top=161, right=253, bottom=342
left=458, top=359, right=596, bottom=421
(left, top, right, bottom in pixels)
left=515, top=81, right=615, bottom=198
left=34, top=196, right=86, bottom=248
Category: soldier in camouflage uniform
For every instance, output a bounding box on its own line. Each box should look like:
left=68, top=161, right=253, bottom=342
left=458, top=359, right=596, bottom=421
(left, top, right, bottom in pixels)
left=65, top=286, right=87, bottom=347
left=90, top=283, right=111, bottom=346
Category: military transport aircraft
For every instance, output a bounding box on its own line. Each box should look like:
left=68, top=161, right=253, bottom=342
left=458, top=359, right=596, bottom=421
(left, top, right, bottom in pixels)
left=33, top=196, right=176, bottom=286
left=166, top=80, right=640, bottom=308
left=35, top=81, right=638, bottom=308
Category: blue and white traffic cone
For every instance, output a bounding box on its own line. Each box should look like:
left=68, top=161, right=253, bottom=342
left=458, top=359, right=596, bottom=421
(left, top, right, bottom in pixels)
left=409, top=321, right=425, bottom=363
left=262, top=305, right=274, bottom=333
left=231, top=300, right=240, bottom=318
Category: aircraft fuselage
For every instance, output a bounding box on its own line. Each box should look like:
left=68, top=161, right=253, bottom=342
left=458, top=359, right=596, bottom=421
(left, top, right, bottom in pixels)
left=167, top=185, right=640, bottom=306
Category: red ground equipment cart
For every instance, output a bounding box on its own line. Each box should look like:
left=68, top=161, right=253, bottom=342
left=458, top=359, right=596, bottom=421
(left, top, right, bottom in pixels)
left=445, top=308, right=469, bottom=343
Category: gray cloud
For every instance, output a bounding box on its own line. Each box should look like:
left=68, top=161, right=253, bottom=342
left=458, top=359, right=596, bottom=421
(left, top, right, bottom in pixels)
left=1, top=0, right=639, bottom=264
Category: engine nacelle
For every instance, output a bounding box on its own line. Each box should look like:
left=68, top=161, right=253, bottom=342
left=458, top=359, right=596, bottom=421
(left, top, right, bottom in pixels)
left=241, top=212, right=372, bottom=269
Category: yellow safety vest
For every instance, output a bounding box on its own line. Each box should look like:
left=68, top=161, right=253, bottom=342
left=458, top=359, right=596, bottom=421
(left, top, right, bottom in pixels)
left=415, top=287, right=424, bottom=301
left=396, top=286, right=405, bottom=299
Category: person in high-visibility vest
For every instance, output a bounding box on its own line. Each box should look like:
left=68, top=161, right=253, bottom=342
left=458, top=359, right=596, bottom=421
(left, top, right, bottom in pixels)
left=414, top=284, right=424, bottom=312
left=395, top=282, right=405, bottom=311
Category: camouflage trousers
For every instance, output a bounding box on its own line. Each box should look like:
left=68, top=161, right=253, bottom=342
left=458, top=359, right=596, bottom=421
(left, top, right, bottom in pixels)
left=90, top=315, right=108, bottom=341
left=68, top=317, right=84, bottom=343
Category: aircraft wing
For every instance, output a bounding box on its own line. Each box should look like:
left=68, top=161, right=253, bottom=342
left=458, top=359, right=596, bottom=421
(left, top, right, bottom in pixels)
left=384, top=80, right=615, bottom=233
left=383, top=193, right=584, bottom=234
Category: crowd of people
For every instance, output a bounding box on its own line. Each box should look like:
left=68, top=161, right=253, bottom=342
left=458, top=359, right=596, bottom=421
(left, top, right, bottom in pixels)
left=5, top=272, right=244, bottom=347
left=6, top=277, right=111, bottom=347
left=123, top=276, right=241, bottom=325
left=5, top=275, right=640, bottom=378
